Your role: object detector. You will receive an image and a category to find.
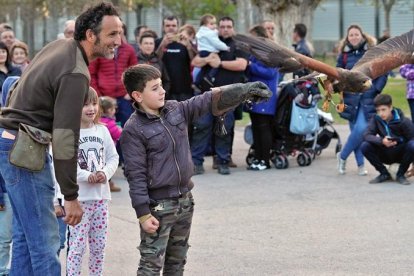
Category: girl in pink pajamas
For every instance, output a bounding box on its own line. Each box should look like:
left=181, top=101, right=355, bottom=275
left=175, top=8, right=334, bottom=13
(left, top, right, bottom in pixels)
left=66, top=87, right=119, bottom=276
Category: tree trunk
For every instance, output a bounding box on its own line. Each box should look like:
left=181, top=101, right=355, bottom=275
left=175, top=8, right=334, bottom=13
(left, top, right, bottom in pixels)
left=382, top=0, right=396, bottom=33
left=253, top=0, right=322, bottom=46
left=135, top=3, right=143, bottom=26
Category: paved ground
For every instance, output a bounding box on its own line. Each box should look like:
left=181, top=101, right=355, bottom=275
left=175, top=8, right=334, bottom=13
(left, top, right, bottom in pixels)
left=61, top=124, right=414, bottom=275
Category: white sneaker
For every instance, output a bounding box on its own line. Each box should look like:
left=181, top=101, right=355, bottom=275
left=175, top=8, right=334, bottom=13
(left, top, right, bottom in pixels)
left=337, top=152, right=346, bottom=174
left=358, top=165, right=368, bottom=176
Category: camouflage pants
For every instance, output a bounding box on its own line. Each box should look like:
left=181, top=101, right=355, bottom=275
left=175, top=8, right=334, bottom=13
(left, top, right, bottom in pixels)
left=137, top=192, right=195, bottom=276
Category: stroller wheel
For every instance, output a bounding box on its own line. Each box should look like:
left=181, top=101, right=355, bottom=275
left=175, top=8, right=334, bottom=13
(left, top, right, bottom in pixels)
left=297, top=153, right=307, bottom=167
left=304, top=152, right=312, bottom=166
left=282, top=155, right=289, bottom=169
left=274, top=155, right=288, bottom=169
left=335, top=143, right=342, bottom=154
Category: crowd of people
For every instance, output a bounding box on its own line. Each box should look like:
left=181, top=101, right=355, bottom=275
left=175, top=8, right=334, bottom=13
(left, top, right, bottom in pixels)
left=0, top=1, right=413, bottom=275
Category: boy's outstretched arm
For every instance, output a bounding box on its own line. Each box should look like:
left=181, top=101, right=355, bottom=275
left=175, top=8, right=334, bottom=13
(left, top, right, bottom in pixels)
left=211, top=81, right=272, bottom=116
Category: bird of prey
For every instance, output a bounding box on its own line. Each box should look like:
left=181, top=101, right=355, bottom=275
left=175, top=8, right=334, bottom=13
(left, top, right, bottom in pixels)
left=234, top=29, right=414, bottom=93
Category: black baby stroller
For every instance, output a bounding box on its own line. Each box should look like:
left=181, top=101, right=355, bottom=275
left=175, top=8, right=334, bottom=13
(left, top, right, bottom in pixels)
left=245, top=78, right=341, bottom=169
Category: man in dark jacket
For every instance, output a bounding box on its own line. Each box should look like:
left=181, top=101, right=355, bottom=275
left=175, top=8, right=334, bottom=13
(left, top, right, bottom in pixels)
left=361, top=94, right=414, bottom=185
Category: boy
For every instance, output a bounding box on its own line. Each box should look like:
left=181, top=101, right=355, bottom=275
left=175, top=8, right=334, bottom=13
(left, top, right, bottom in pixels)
left=361, top=94, right=414, bottom=185
left=195, top=14, right=230, bottom=87
left=120, top=64, right=270, bottom=274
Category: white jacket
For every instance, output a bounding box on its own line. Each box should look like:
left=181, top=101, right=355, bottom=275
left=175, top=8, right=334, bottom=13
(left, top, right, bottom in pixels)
left=76, top=124, right=119, bottom=201
left=196, top=26, right=229, bottom=53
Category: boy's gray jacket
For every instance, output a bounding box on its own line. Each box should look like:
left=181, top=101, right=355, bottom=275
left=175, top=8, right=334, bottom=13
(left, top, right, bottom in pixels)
left=121, top=92, right=213, bottom=218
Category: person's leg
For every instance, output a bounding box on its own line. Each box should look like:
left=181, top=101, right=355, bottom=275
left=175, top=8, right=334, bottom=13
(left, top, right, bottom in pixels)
left=341, top=108, right=367, bottom=166
left=137, top=200, right=177, bottom=275
left=340, top=122, right=355, bottom=160
left=249, top=113, right=261, bottom=162
left=0, top=192, right=12, bottom=276
left=352, top=109, right=368, bottom=167
left=408, top=99, right=414, bottom=123
left=215, top=112, right=235, bottom=174
left=66, top=201, right=91, bottom=276
left=396, top=140, right=414, bottom=177
left=1, top=150, right=61, bottom=276
left=163, top=193, right=194, bottom=276
left=191, top=112, right=214, bottom=167
left=88, top=200, right=109, bottom=276
left=360, top=141, right=389, bottom=174
left=116, top=97, right=134, bottom=127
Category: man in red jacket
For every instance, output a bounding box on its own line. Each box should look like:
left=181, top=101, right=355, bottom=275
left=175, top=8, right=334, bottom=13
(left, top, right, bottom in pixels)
left=89, top=23, right=138, bottom=127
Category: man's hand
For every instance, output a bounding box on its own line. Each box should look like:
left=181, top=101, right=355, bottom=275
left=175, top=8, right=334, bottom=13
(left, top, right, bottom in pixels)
left=64, top=199, right=83, bottom=226
left=207, top=53, right=221, bottom=68
left=96, top=171, right=107, bottom=183
left=382, top=137, right=397, bottom=148
left=141, top=216, right=159, bottom=234
left=54, top=205, right=65, bottom=217
left=160, top=33, right=176, bottom=48
left=0, top=204, right=5, bottom=211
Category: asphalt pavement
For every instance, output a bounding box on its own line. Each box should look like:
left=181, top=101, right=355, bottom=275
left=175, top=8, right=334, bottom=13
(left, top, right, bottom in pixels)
left=61, top=124, right=414, bottom=275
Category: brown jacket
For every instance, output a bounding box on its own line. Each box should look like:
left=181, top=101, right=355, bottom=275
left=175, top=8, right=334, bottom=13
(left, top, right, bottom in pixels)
left=0, top=39, right=90, bottom=200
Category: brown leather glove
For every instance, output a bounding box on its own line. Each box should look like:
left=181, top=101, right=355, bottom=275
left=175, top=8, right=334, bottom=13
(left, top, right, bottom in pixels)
left=211, top=81, right=272, bottom=116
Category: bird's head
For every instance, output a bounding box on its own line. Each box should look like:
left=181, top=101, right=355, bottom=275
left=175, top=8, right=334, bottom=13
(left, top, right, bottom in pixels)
left=334, top=68, right=372, bottom=92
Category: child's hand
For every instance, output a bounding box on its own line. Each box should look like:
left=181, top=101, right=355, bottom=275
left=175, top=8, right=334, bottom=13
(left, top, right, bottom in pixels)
left=54, top=205, right=65, bottom=217
left=141, top=216, right=159, bottom=234
left=96, top=171, right=107, bottom=183
left=88, top=173, right=98, bottom=183
left=0, top=204, right=5, bottom=211
left=382, top=137, right=397, bottom=147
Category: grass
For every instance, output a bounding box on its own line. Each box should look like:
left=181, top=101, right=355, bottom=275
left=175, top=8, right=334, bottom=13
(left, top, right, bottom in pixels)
left=236, top=77, right=409, bottom=127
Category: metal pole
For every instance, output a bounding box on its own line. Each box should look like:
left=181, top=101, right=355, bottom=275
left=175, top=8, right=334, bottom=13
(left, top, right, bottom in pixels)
left=339, top=0, right=344, bottom=39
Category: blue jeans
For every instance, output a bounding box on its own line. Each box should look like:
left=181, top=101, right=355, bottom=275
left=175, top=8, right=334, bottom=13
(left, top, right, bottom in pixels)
left=116, top=97, right=134, bottom=128
left=340, top=107, right=367, bottom=167
left=191, top=111, right=235, bottom=165
left=0, top=191, right=12, bottom=276
left=0, top=129, right=61, bottom=276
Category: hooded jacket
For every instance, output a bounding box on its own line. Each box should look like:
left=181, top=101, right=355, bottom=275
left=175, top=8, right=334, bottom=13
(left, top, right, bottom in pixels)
left=364, top=108, right=414, bottom=145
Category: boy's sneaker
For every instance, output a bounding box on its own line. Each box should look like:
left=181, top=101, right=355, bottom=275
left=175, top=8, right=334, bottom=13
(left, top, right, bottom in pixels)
left=358, top=165, right=368, bottom=176
left=369, top=172, right=392, bottom=184
left=337, top=152, right=346, bottom=174
left=194, top=164, right=205, bottom=175
left=218, top=164, right=230, bottom=175
left=396, top=175, right=411, bottom=185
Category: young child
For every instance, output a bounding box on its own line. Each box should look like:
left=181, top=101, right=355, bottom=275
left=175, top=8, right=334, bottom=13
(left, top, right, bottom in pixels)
left=10, top=41, right=30, bottom=72
left=195, top=14, right=230, bottom=86
left=361, top=94, right=414, bottom=185
left=99, top=96, right=122, bottom=192
left=120, top=64, right=270, bottom=274
left=66, top=87, right=119, bottom=276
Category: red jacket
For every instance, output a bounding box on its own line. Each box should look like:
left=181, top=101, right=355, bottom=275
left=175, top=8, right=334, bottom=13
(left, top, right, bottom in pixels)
left=89, top=42, right=138, bottom=98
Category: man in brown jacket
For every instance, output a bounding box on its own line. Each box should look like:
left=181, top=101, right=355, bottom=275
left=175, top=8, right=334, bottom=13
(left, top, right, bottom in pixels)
left=0, top=2, right=122, bottom=275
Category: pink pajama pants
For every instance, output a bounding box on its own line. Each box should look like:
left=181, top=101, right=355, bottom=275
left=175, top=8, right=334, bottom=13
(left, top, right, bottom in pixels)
left=66, top=200, right=109, bottom=276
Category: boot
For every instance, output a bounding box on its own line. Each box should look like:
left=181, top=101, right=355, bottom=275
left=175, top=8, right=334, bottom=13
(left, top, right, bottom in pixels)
left=109, top=180, right=121, bottom=192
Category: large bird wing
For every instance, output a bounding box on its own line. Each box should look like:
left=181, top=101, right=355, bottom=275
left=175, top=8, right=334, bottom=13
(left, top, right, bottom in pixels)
left=234, top=34, right=342, bottom=80
left=233, top=34, right=304, bottom=72
left=352, top=29, right=414, bottom=79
